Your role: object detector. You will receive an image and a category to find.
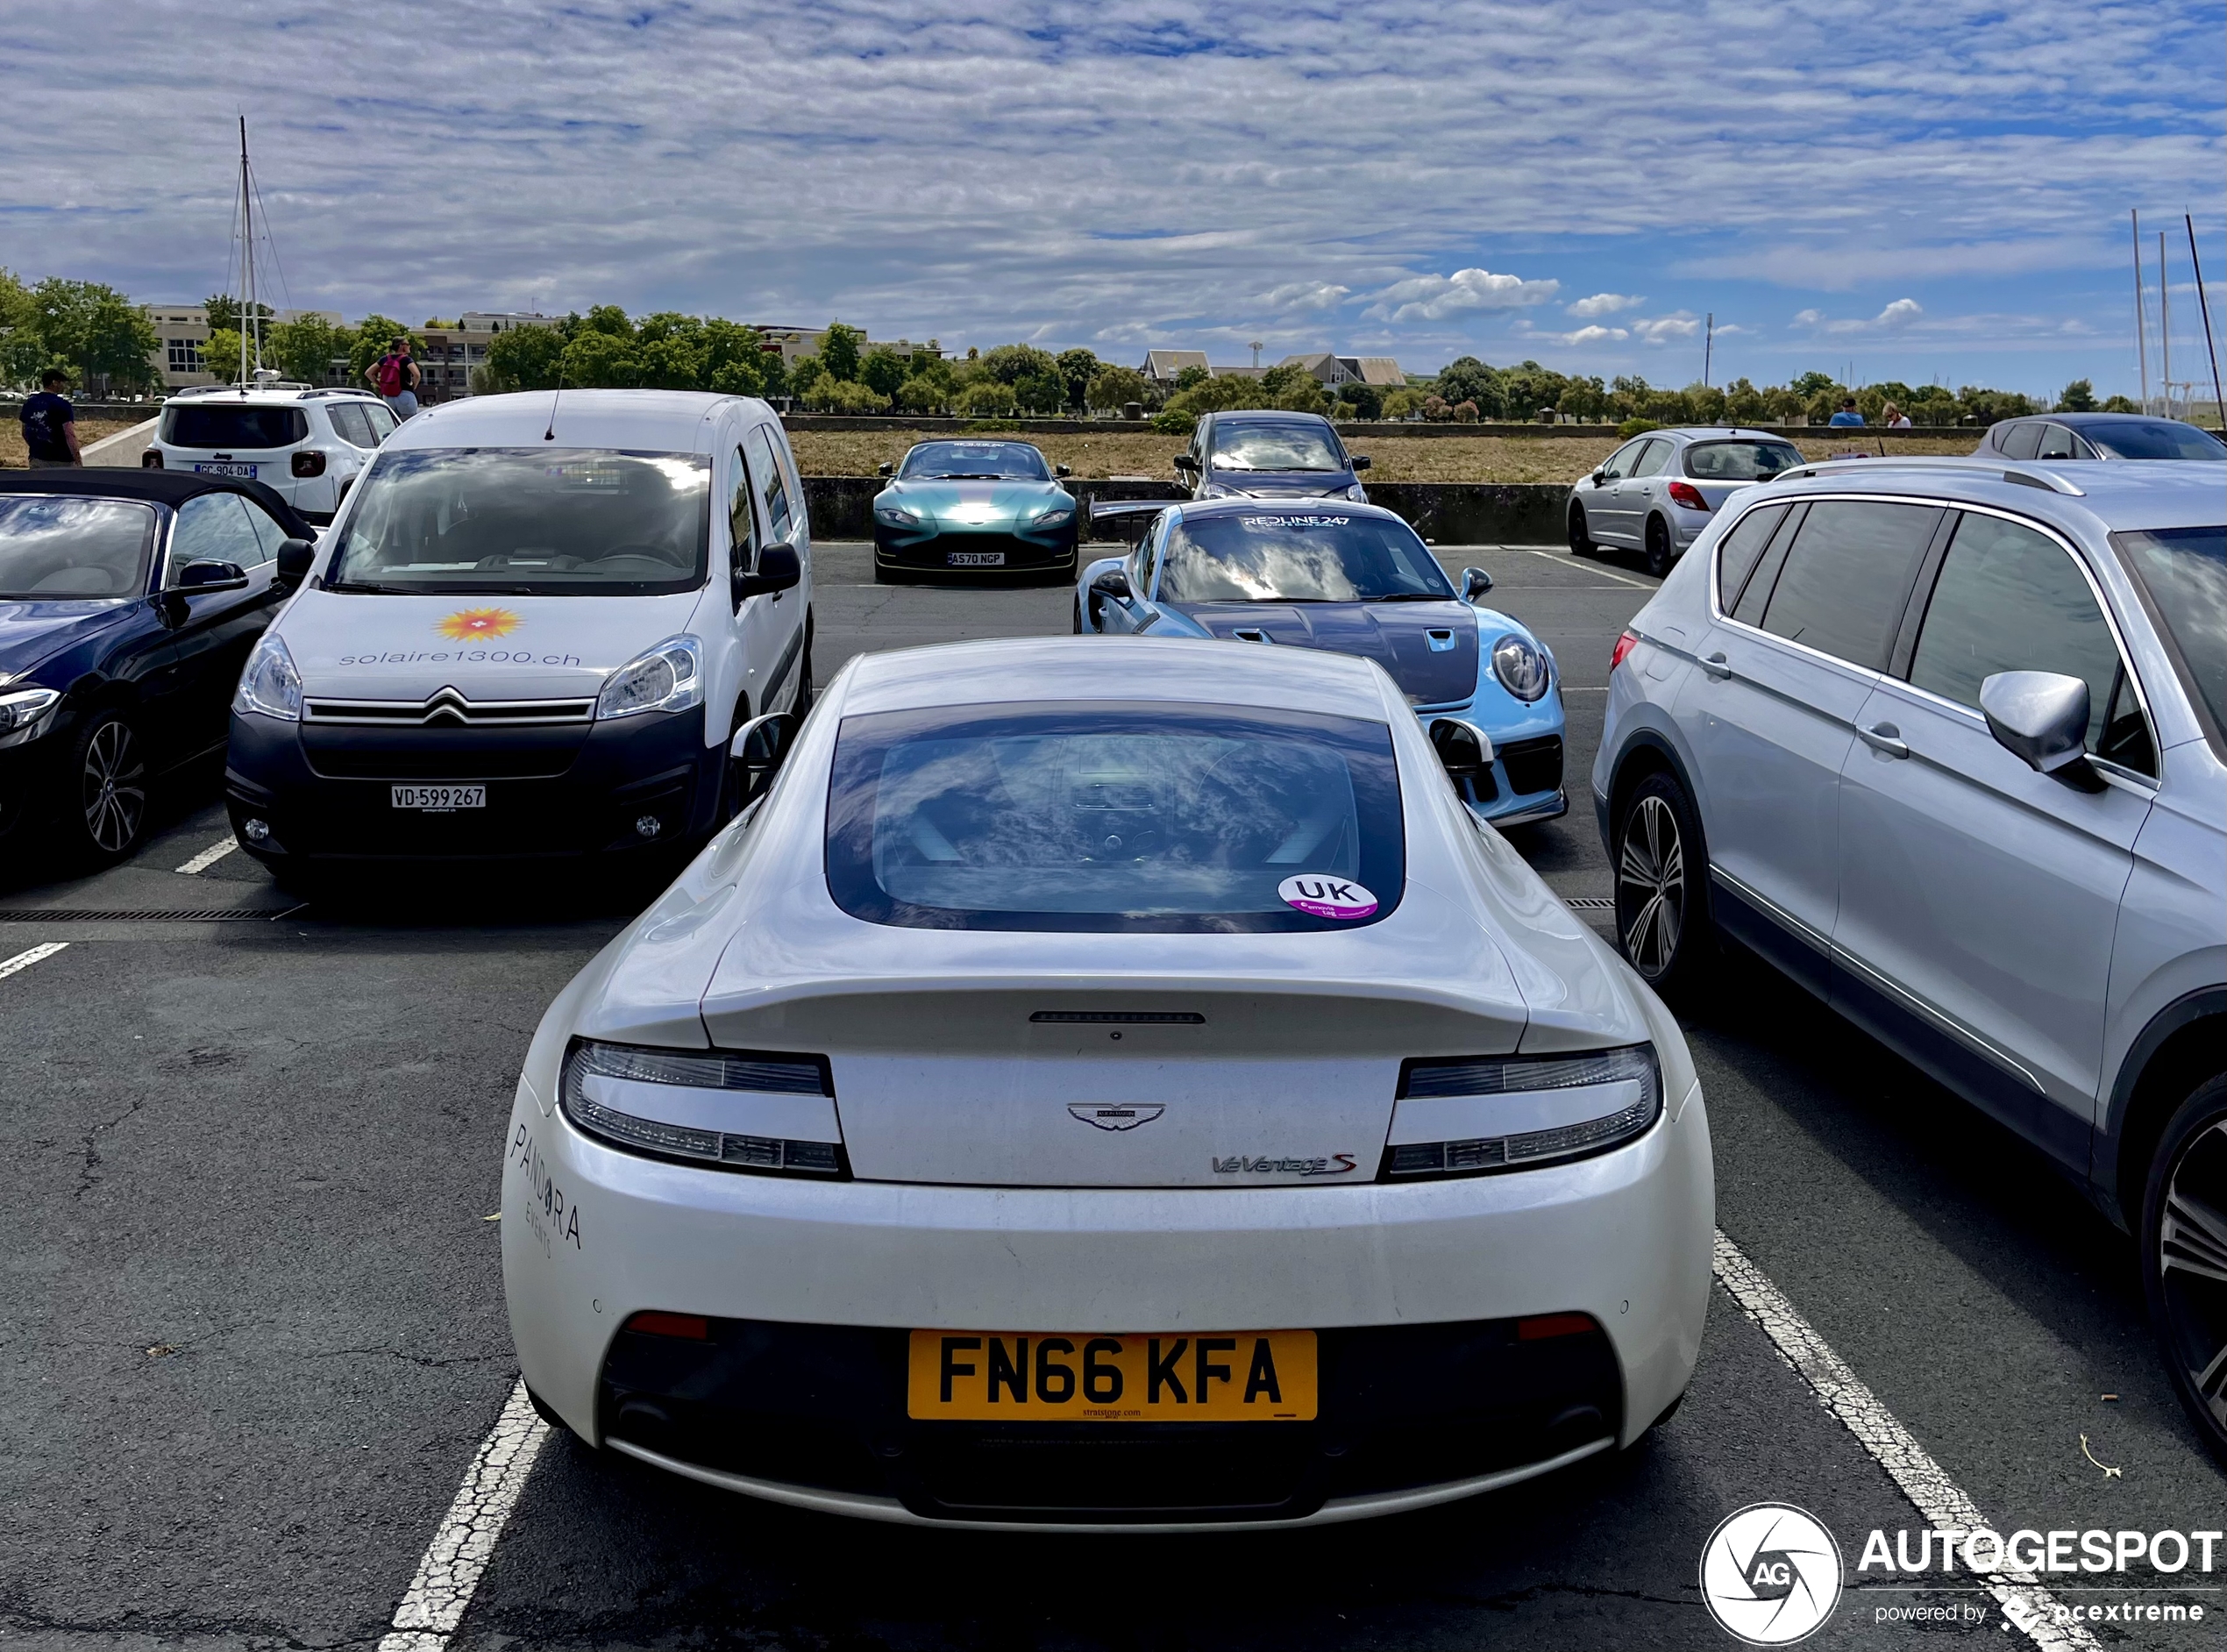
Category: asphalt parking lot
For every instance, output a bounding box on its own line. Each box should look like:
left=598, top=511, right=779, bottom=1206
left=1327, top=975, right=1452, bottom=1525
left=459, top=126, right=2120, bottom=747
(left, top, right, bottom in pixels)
left=2, top=538, right=2219, bottom=1652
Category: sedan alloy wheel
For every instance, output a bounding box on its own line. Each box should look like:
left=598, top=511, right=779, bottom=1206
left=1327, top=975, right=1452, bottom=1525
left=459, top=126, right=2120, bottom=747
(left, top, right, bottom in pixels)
left=78, top=716, right=149, bottom=860
left=1615, top=773, right=1712, bottom=995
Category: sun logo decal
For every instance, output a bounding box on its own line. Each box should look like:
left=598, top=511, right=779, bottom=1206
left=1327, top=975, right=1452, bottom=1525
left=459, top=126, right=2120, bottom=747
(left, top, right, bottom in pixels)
left=438, top=608, right=522, bottom=641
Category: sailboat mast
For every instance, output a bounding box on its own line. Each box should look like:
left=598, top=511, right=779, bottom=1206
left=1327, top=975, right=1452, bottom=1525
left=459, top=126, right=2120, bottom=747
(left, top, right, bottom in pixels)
left=240, top=117, right=259, bottom=382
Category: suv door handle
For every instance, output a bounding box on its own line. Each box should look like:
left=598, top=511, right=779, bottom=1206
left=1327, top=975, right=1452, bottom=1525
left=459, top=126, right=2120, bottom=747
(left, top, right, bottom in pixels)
left=1857, top=721, right=1910, bottom=758
left=1700, top=652, right=1733, bottom=680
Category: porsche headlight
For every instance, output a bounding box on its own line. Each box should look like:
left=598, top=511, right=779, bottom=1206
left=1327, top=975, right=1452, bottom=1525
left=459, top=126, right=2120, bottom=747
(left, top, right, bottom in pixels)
left=1346, top=483, right=1369, bottom=502
left=596, top=635, right=703, bottom=721
left=0, top=685, right=61, bottom=748
left=233, top=632, right=302, bottom=722
left=1491, top=633, right=1551, bottom=701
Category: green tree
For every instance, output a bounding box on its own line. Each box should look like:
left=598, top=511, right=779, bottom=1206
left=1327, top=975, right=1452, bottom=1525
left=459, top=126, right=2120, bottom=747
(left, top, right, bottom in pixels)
left=698, top=319, right=777, bottom=398
left=1276, top=380, right=1334, bottom=416
left=560, top=329, right=644, bottom=388
left=820, top=323, right=864, bottom=382
left=955, top=379, right=1018, bottom=417
left=0, top=267, right=44, bottom=385
left=1379, top=388, right=1424, bottom=421
left=896, top=374, right=947, bottom=414
left=580, top=304, right=635, bottom=340
left=1013, top=371, right=1065, bottom=415
left=203, top=328, right=245, bottom=382
left=1172, top=363, right=1212, bottom=393
left=269, top=314, right=349, bottom=386
left=1789, top=370, right=1838, bottom=401
left=1501, top=360, right=1569, bottom=423
left=203, top=295, right=275, bottom=335
left=804, top=377, right=890, bottom=414
left=2100, top=394, right=2139, bottom=413
left=1683, top=381, right=1727, bottom=424
left=1257, top=362, right=1312, bottom=398
left=480, top=324, right=567, bottom=392
left=1054, top=347, right=1101, bottom=409
left=1557, top=375, right=1610, bottom=423
left=349, top=315, right=425, bottom=381
left=1434, top=356, right=1500, bottom=417
left=1086, top=365, right=1149, bottom=412
left=33, top=279, right=160, bottom=391
left=858, top=347, right=909, bottom=399
left=788, top=354, right=828, bottom=396
left=1336, top=381, right=1383, bottom=419
left=979, top=344, right=1057, bottom=387
left=1720, top=377, right=1768, bottom=424
left=2056, top=379, right=2098, bottom=412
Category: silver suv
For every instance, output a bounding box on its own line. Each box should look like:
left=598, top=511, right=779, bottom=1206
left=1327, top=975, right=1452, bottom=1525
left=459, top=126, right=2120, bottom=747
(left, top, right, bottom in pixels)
left=1592, top=457, right=2226, bottom=1459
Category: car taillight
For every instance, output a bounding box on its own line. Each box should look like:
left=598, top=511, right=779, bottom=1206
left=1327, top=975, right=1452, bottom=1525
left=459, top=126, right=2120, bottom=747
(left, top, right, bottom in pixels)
left=291, top=451, right=326, bottom=478
left=1610, top=630, right=1640, bottom=672
left=1666, top=480, right=1708, bottom=510
left=141, top=450, right=163, bottom=469
left=625, top=1312, right=708, bottom=1340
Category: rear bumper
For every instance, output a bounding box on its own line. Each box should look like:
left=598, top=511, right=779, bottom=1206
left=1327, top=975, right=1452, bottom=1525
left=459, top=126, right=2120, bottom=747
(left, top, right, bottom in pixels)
left=502, top=1062, right=1712, bottom=1527
left=223, top=704, right=720, bottom=863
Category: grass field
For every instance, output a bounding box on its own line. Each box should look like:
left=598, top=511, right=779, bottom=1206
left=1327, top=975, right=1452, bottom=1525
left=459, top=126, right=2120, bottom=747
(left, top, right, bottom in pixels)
left=790, top=429, right=1979, bottom=485
left=0, top=418, right=146, bottom=468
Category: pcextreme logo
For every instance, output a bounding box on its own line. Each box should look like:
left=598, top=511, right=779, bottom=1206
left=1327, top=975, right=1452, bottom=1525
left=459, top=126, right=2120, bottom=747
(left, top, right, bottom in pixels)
left=1700, top=1503, right=1843, bottom=1646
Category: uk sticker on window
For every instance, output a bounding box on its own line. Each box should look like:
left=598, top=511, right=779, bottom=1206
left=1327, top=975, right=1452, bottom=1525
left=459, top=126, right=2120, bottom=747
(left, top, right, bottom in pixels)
left=1277, top=874, right=1377, bottom=919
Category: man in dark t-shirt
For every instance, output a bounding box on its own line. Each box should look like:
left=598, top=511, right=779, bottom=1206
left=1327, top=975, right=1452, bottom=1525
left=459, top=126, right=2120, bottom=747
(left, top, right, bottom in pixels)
left=21, top=369, right=81, bottom=466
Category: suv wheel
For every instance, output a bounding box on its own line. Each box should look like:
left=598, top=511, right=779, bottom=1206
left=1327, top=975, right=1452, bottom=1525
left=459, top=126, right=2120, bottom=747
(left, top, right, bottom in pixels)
left=1614, top=772, right=1713, bottom=995
left=2144, top=1072, right=2227, bottom=1464
left=1644, top=516, right=1675, bottom=578
left=1569, top=502, right=1596, bottom=558
left=68, top=711, right=150, bottom=865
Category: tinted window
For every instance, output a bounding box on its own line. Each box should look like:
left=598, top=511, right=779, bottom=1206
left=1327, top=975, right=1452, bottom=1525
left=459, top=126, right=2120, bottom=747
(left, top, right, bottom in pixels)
left=162, top=405, right=309, bottom=449
left=328, top=404, right=377, bottom=449
left=239, top=498, right=290, bottom=566
left=363, top=403, right=399, bottom=440
left=2087, top=421, right=2227, bottom=461
left=0, top=495, right=154, bottom=598
left=826, top=703, right=1405, bottom=934
left=1732, top=506, right=1804, bottom=626
left=1714, top=504, right=1789, bottom=610
left=899, top=441, right=1049, bottom=481
left=1757, top=501, right=1939, bottom=669
left=1996, top=422, right=2042, bottom=460
left=2111, top=526, right=2224, bottom=737
left=1630, top=440, right=1670, bottom=479
left=744, top=424, right=793, bottom=543
left=1685, top=440, right=1803, bottom=481
left=2035, top=424, right=2078, bottom=460
left=1596, top=440, right=1644, bottom=482
left=170, top=492, right=267, bottom=573
left=1208, top=423, right=1344, bottom=474
left=1157, top=510, right=1454, bottom=602
left=327, top=448, right=710, bottom=596
left=1910, top=513, right=2152, bottom=773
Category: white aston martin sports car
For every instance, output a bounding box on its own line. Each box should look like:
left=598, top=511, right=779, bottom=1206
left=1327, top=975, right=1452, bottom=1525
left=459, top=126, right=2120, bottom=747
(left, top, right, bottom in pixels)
left=502, top=636, right=1713, bottom=1530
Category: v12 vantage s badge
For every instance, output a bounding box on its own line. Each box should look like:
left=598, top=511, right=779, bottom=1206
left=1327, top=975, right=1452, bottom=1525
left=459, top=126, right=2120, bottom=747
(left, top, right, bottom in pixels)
left=1068, top=1102, right=1166, bottom=1131
left=1213, top=1153, right=1360, bottom=1177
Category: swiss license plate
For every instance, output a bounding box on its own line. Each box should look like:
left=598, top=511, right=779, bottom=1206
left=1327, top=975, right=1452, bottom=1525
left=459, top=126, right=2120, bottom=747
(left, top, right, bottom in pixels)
left=391, top=784, right=486, bottom=811
left=907, top=1329, right=1316, bottom=1421
left=192, top=461, right=259, bottom=479
left=946, top=550, right=1006, bottom=566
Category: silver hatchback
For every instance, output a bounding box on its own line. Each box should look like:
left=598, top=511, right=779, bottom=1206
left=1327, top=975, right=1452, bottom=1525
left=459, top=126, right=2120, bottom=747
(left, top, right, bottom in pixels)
left=1568, top=427, right=1806, bottom=576
left=1591, top=457, right=2227, bottom=1461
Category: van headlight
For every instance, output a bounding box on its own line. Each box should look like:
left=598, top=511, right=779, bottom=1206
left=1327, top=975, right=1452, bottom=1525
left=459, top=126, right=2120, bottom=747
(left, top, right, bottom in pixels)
left=233, top=633, right=302, bottom=722
left=1491, top=634, right=1551, bottom=701
left=596, top=635, right=703, bottom=720
left=1384, top=1045, right=1660, bottom=1178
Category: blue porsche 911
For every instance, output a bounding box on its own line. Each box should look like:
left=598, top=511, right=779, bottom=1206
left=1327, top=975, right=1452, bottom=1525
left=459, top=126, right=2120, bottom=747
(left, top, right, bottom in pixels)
left=1076, top=498, right=1567, bottom=826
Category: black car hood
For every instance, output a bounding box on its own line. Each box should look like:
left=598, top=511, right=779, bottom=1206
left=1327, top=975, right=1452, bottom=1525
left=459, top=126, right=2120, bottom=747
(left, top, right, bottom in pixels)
left=1173, top=600, right=1477, bottom=707
left=0, top=598, right=137, bottom=679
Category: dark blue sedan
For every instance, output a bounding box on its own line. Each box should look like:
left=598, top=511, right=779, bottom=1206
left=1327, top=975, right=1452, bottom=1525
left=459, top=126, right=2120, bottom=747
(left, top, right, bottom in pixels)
left=0, top=470, right=314, bottom=866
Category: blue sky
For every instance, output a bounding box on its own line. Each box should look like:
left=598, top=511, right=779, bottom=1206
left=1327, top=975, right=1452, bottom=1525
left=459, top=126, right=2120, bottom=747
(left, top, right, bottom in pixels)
left=4, top=0, right=2222, bottom=396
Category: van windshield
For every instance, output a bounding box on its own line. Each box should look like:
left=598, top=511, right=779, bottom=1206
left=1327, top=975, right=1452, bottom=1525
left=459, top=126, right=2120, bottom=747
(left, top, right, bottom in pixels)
left=326, top=448, right=710, bottom=595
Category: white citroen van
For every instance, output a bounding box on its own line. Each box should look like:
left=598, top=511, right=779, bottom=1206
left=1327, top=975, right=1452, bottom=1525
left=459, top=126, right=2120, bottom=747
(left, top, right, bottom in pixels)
left=224, top=389, right=814, bottom=875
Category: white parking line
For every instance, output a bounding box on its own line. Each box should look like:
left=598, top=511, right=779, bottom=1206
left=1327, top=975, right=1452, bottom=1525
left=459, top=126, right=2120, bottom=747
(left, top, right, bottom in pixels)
left=175, top=836, right=240, bottom=874
left=1713, top=1229, right=2099, bottom=1650
left=1523, top=548, right=1654, bottom=589
left=379, top=1380, right=549, bottom=1652
left=0, top=942, right=68, bottom=980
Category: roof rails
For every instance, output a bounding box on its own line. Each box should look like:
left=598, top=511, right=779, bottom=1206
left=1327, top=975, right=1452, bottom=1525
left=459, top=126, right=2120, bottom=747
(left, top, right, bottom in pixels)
left=1792, top=454, right=2086, bottom=496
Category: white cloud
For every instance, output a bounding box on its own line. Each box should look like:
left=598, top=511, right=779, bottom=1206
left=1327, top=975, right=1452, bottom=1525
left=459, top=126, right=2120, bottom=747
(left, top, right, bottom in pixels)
left=1566, top=292, right=1645, bottom=318
left=1254, top=281, right=1353, bottom=312
left=1513, top=322, right=1632, bottom=346
left=1794, top=297, right=1926, bottom=334
left=1792, top=309, right=1825, bottom=327
left=1631, top=313, right=1703, bottom=345
left=1364, top=268, right=1560, bottom=324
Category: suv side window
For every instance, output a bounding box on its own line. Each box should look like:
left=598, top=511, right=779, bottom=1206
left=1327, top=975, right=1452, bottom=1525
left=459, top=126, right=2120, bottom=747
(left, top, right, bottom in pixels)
left=1755, top=501, right=1940, bottom=670
left=1908, top=513, right=2155, bottom=775
left=1997, top=422, right=2043, bottom=460
left=329, top=404, right=375, bottom=449
left=1630, top=439, right=1671, bottom=479
left=744, top=424, right=794, bottom=544
left=169, top=493, right=265, bottom=575
left=1714, top=503, right=1789, bottom=611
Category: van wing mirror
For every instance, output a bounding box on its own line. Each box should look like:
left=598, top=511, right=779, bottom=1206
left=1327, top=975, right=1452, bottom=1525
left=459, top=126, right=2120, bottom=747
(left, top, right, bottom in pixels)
left=274, top=538, right=317, bottom=585
left=736, top=541, right=800, bottom=598
left=1980, top=671, right=2101, bottom=788
left=730, top=710, right=801, bottom=801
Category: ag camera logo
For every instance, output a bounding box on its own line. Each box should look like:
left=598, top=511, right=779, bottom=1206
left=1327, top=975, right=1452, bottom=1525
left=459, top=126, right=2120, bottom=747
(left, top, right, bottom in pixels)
left=1701, top=1503, right=1843, bottom=1645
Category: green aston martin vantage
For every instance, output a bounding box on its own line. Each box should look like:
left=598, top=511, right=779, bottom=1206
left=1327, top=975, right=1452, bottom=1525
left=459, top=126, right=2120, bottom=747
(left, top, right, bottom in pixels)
left=871, top=440, right=1079, bottom=583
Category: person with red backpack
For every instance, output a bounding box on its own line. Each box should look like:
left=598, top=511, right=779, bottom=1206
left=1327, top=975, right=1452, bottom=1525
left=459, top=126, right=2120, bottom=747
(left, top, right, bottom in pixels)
left=363, top=336, right=422, bottom=418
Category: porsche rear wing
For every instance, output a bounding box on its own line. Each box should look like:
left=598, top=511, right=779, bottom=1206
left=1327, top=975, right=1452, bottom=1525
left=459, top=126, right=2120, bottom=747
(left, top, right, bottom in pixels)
left=1088, top=498, right=1178, bottom=527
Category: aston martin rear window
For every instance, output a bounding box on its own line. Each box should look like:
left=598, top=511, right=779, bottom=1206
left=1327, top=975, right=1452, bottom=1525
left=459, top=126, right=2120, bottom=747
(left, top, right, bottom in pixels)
left=899, top=442, right=1049, bottom=481
left=826, top=703, right=1405, bottom=932
left=325, top=448, right=710, bottom=595
left=1157, top=512, right=1454, bottom=603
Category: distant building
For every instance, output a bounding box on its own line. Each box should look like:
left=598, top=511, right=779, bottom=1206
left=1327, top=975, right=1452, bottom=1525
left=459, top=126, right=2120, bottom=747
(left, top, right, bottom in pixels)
left=753, top=325, right=942, bottom=369
left=1274, top=352, right=1407, bottom=389
left=459, top=311, right=560, bottom=333
left=1142, top=349, right=1211, bottom=384
left=142, top=305, right=345, bottom=389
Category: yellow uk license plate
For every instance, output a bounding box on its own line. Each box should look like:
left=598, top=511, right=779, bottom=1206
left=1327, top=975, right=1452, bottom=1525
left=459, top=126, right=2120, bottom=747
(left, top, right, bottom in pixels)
left=907, top=1330, right=1317, bottom=1421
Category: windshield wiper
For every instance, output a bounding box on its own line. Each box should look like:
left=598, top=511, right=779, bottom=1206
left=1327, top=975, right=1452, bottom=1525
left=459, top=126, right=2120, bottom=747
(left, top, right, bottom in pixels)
left=1371, top=590, right=1459, bottom=602
left=324, top=579, right=420, bottom=595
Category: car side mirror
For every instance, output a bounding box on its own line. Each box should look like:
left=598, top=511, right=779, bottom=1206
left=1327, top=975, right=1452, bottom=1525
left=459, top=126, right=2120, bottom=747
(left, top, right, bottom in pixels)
left=1172, top=454, right=1198, bottom=473
left=1590, top=470, right=1609, bottom=486
left=735, top=541, right=800, bottom=598
left=1980, top=671, right=2102, bottom=789
left=1091, top=567, right=1133, bottom=602
left=174, top=559, right=251, bottom=594
left=1055, top=464, right=1072, bottom=478
left=1350, top=454, right=1371, bottom=471
left=274, top=538, right=316, bottom=585
left=730, top=710, right=801, bottom=801
left=877, top=462, right=893, bottom=477
left=1429, top=717, right=1495, bottom=777
left=1461, top=566, right=1494, bottom=602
